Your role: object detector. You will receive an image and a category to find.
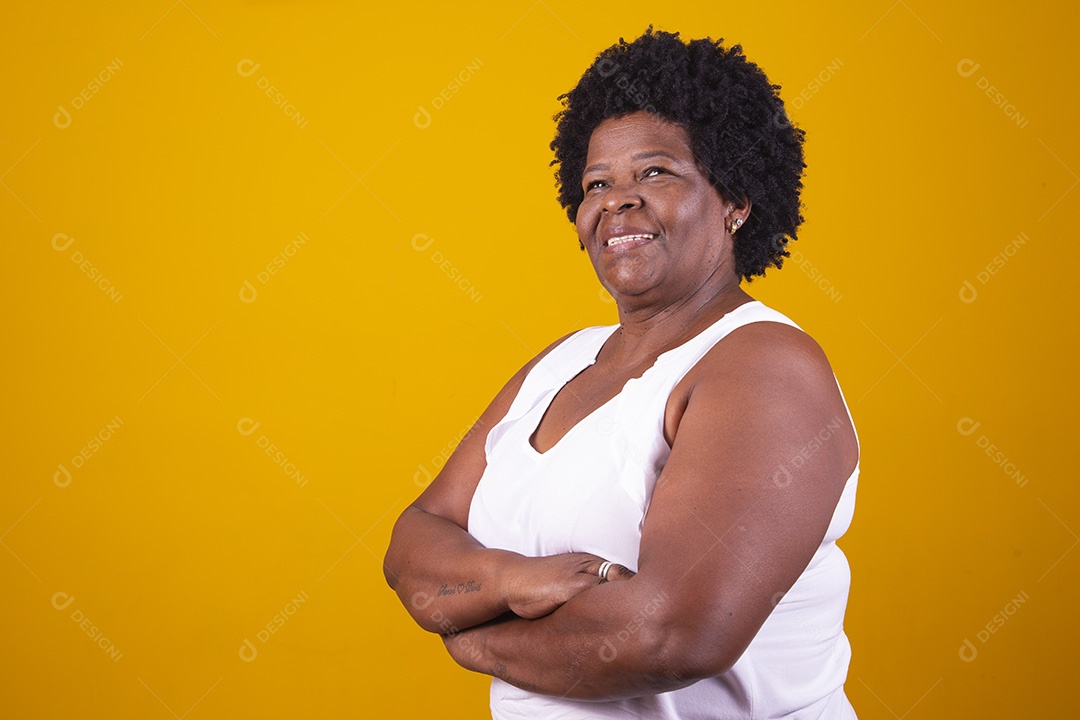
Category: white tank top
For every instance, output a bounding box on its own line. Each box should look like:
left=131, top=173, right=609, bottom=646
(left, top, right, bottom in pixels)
left=468, top=300, right=859, bottom=719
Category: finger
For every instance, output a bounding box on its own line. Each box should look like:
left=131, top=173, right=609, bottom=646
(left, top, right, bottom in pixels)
left=583, top=559, right=607, bottom=578
left=576, top=554, right=607, bottom=572
left=606, top=563, right=636, bottom=582
left=587, top=560, right=634, bottom=583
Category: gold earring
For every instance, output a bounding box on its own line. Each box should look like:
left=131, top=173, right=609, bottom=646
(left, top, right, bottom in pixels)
left=729, top=217, right=743, bottom=234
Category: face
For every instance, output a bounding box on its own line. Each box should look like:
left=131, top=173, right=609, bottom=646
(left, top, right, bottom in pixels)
left=575, top=112, right=739, bottom=307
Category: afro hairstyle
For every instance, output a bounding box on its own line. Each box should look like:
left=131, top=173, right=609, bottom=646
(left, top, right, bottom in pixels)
left=550, top=28, right=806, bottom=280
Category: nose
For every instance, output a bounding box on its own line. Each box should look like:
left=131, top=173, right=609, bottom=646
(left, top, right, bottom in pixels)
left=601, top=183, right=643, bottom=214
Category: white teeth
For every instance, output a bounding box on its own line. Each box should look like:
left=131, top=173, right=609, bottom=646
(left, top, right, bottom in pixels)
left=606, top=233, right=654, bottom=247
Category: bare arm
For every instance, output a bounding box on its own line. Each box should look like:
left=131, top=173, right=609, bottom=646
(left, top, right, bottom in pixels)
left=443, top=323, right=859, bottom=699
left=384, top=334, right=614, bottom=634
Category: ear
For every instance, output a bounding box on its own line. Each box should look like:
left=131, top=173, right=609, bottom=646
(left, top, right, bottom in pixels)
left=725, top=199, right=752, bottom=232
left=732, top=197, right=752, bottom=224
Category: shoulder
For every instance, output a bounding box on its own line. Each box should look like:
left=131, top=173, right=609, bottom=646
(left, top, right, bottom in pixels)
left=719, top=318, right=829, bottom=377
left=667, top=314, right=853, bottom=456
left=681, top=314, right=836, bottom=402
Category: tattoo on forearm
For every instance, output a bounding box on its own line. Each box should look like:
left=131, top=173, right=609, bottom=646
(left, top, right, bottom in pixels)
left=437, top=580, right=482, bottom=596
left=492, top=661, right=539, bottom=692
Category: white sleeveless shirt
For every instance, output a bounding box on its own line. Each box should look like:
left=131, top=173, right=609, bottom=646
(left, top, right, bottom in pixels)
left=468, top=301, right=859, bottom=719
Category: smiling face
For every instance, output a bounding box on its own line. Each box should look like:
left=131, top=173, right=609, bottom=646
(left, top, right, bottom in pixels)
left=575, top=112, right=743, bottom=309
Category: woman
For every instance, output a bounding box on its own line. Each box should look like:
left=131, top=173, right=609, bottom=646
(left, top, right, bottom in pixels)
left=384, top=28, right=860, bottom=719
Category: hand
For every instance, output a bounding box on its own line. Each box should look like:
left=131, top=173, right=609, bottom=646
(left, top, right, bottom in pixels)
left=502, top=553, right=635, bottom=620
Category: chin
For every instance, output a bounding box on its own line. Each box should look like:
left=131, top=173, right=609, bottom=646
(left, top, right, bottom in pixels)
left=601, top=280, right=658, bottom=302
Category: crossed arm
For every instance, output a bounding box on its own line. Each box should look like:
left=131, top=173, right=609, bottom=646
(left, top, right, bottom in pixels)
left=383, top=323, right=858, bottom=701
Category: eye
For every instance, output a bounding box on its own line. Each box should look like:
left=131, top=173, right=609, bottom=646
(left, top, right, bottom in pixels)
left=641, top=166, right=668, bottom=179
left=585, top=179, right=608, bottom=192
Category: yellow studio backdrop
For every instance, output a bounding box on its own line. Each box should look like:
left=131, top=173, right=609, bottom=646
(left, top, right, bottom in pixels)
left=1, top=1, right=1075, bottom=717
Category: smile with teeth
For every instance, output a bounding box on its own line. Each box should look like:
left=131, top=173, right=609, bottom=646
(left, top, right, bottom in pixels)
left=605, top=233, right=656, bottom=247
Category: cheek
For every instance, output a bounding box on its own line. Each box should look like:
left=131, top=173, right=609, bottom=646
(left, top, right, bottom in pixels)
left=671, top=199, right=727, bottom=261
left=574, top=200, right=598, bottom=238
left=683, top=194, right=727, bottom=241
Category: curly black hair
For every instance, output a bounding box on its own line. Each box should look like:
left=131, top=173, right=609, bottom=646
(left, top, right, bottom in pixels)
left=550, top=28, right=806, bottom=281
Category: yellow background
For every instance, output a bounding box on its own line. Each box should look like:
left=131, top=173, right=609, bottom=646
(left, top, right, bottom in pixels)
left=2, top=1, right=1076, bottom=717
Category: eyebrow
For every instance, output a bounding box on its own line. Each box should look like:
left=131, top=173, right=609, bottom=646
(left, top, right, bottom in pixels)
left=583, top=150, right=684, bottom=175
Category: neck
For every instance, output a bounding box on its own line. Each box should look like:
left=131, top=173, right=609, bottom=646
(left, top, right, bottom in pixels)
left=609, top=276, right=751, bottom=364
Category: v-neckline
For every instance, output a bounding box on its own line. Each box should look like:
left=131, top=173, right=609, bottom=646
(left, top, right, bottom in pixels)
left=527, top=325, right=622, bottom=455
left=525, top=300, right=758, bottom=456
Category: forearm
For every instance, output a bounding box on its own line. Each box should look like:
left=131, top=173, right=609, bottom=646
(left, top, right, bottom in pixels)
left=384, top=506, right=519, bottom=633
left=445, top=578, right=699, bottom=701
